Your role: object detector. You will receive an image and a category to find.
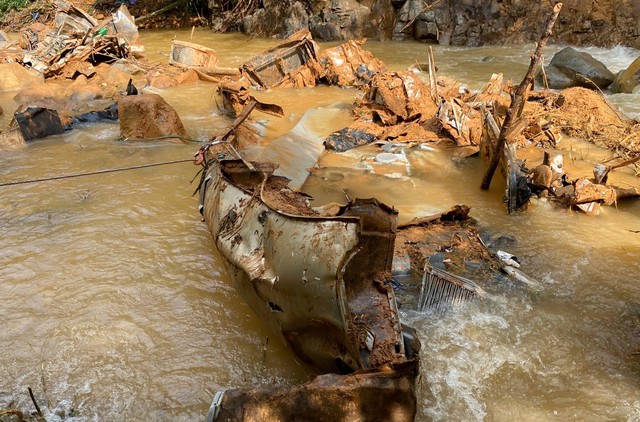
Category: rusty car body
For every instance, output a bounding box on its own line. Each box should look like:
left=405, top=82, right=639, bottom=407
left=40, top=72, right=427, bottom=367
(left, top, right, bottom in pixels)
left=198, top=157, right=420, bottom=421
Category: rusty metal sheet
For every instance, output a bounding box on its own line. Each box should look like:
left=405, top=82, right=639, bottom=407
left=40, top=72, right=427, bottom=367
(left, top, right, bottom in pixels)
left=53, top=0, right=98, bottom=36
left=360, top=71, right=437, bottom=125
left=210, top=359, right=419, bottom=422
left=169, top=40, right=219, bottom=69
left=14, top=107, right=65, bottom=141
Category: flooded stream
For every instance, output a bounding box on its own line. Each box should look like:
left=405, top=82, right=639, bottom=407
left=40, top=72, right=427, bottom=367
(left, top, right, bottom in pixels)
left=2, top=30, right=640, bottom=421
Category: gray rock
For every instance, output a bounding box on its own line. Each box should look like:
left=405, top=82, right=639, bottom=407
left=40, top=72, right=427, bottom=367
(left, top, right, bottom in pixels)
left=414, top=20, right=438, bottom=42
left=539, top=47, right=615, bottom=90
left=310, top=22, right=342, bottom=41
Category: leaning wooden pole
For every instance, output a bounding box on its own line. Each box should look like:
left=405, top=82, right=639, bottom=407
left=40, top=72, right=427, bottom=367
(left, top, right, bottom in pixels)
left=480, top=3, right=563, bottom=190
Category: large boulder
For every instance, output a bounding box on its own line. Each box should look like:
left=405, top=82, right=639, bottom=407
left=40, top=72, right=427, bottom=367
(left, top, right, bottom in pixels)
left=117, top=94, right=188, bottom=142
left=309, top=0, right=371, bottom=40
left=14, top=82, right=66, bottom=103
left=0, top=62, right=45, bottom=92
left=242, top=0, right=309, bottom=38
left=539, top=47, right=615, bottom=90
left=392, top=0, right=425, bottom=40
left=609, top=55, right=640, bottom=93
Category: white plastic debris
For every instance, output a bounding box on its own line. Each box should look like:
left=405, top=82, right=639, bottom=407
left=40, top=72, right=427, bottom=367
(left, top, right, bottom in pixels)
left=497, top=250, right=521, bottom=268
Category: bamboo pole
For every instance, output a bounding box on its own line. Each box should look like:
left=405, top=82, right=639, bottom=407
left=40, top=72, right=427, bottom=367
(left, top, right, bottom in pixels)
left=480, top=3, right=563, bottom=190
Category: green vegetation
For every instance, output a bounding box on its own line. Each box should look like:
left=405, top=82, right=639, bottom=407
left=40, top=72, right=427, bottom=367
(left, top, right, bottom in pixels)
left=0, top=0, right=30, bottom=16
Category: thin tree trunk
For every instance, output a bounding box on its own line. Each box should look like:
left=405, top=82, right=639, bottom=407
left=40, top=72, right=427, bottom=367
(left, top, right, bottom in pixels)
left=480, top=3, right=563, bottom=190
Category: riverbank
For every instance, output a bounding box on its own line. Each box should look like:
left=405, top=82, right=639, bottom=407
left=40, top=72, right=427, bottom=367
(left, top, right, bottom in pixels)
left=3, top=1, right=640, bottom=47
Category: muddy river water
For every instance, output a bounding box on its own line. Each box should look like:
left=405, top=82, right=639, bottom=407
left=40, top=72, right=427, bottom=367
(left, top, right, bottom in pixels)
left=2, top=30, right=640, bottom=421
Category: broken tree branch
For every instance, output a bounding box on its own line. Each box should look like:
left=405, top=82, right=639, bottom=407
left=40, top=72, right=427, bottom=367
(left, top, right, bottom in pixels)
left=135, top=0, right=188, bottom=23
left=28, top=387, right=43, bottom=418
left=480, top=3, right=562, bottom=190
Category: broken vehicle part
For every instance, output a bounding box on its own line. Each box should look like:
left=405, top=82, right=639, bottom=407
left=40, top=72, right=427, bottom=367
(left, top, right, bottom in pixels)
left=199, top=159, right=409, bottom=373
left=169, top=40, right=219, bottom=69
left=417, top=265, right=486, bottom=312
left=53, top=0, right=97, bottom=36
left=208, top=359, right=419, bottom=422
left=240, top=29, right=322, bottom=89
left=198, top=157, right=421, bottom=420
left=14, top=107, right=65, bottom=141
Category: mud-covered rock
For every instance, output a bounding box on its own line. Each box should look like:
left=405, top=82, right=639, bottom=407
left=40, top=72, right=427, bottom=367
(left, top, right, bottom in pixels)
left=609, top=55, right=640, bottom=94
left=0, top=62, right=45, bottom=92
left=539, top=47, right=614, bottom=90
left=14, top=82, right=66, bottom=103
left=117, top=94, right=188, bottom=142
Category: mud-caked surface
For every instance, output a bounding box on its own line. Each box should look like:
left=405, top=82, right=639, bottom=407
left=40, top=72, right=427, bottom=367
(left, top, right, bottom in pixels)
left=395, top=216, right=500, bottom=282
left=523, top=87, right=640, bottom=156
left=261, top=176, right=319, bottom=216
left=215, top=362, right=418, bottom=422
left=348, top=275, right=404, bottom=369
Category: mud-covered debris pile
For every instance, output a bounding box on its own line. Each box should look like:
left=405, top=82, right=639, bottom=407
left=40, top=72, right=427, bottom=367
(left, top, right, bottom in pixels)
left=477, top=84, right=640, bottom=214
left=206, top=29, right=640, bottom=218
left=318, top=39, right=388, bottom=87
left=394, top=205, right=499, bottom=280
left=524, top=87, right=640, bottom=155
left=0, top=1, right=144, bottom=78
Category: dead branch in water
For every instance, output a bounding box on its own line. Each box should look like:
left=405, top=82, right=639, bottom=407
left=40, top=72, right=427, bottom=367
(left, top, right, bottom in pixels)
left=480, top=3, right=563, bottom=190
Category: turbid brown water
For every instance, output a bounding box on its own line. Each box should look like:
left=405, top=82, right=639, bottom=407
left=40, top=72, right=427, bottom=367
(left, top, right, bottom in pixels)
left=1, top=30, right=640, bottom=421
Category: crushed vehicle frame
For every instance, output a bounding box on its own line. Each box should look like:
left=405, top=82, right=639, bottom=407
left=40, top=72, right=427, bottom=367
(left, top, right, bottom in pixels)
left=198, top=157, right=415, bottom=374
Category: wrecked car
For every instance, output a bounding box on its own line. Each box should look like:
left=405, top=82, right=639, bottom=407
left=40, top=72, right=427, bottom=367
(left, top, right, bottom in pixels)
left=197, top=153, right=421, bottom=420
